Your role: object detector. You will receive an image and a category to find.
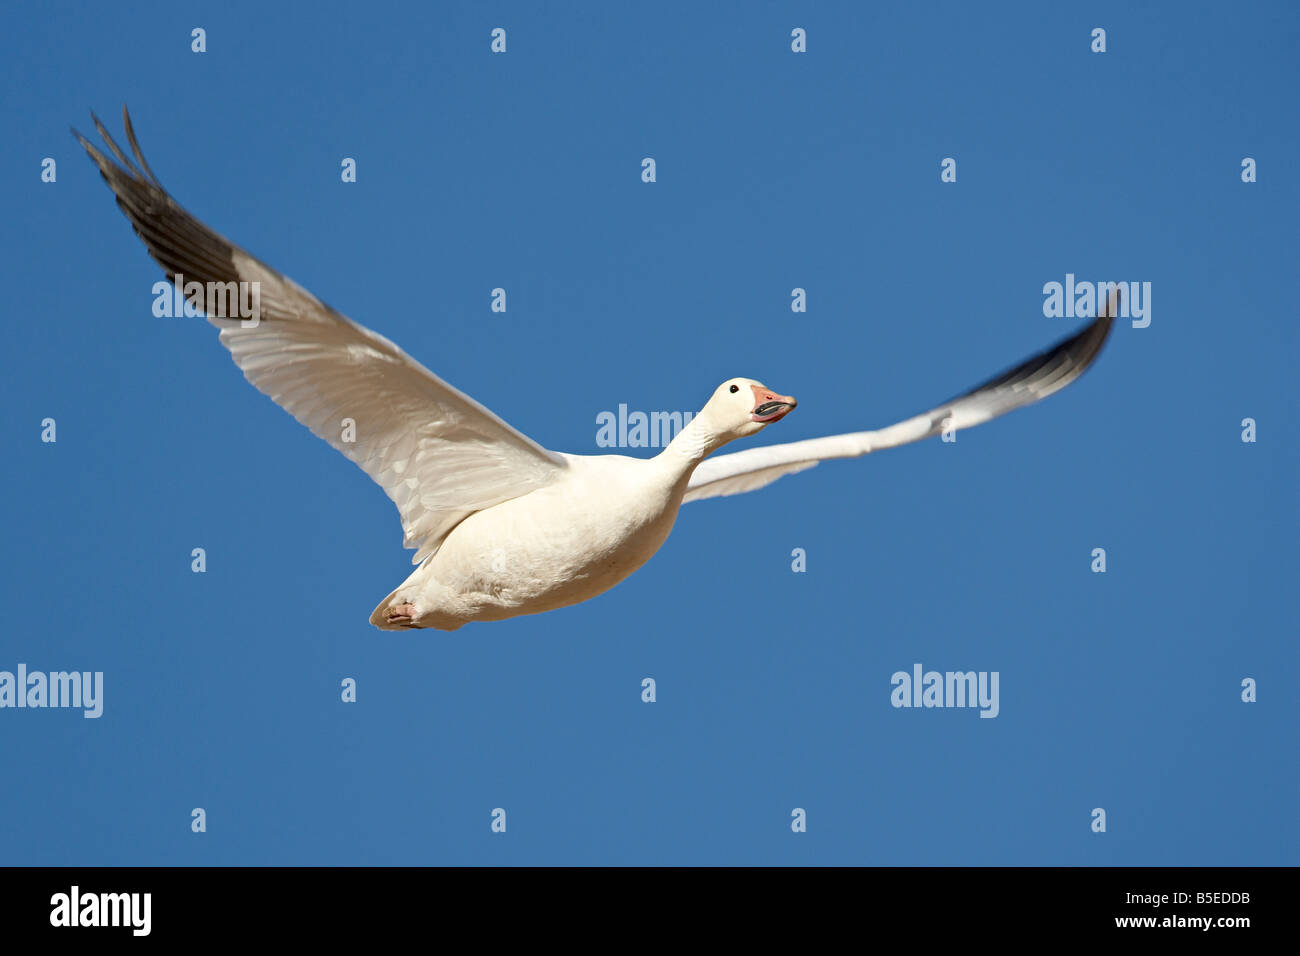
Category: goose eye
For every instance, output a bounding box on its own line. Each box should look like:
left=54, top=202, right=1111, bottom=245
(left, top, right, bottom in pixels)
left=729, top=384, right=739, bottom=393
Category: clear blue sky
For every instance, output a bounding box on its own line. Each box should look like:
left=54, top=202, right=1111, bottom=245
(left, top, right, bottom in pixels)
left=1, top=1, right=1295, bottom=865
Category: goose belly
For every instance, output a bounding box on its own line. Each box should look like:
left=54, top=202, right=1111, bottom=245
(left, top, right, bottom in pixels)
left=417, top=472, right=682, bottom=625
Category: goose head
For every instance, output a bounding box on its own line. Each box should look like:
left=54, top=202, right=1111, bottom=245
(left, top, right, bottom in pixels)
left=699, top=378, right=798, bottom=439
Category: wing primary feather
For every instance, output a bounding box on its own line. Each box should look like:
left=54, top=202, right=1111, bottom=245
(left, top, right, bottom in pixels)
left=120, top=105, right=164, bottom=188
left=936, top=288, right=1118, bottom=413
left=89, top=110, right=146, bottom=180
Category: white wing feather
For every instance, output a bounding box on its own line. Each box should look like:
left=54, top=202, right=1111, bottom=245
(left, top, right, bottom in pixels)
left=686, top=292, right=1118, bottom=503
left=79, top=110, right=565, bottom=563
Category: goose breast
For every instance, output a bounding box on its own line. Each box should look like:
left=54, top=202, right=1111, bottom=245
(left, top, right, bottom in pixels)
left=406, top=455, right=688, bottom=627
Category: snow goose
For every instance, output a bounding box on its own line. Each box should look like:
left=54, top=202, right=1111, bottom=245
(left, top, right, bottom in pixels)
left=76, top=109, right=1117, bottom=631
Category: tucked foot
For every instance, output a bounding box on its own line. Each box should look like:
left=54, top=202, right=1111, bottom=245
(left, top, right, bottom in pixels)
left=386, top=602, right=418, bottom=628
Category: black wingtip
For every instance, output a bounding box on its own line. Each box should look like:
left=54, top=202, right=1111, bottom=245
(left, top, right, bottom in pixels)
left=120, top=104, right=161, bottom=186
left=89, top=108, right=146, bottom=179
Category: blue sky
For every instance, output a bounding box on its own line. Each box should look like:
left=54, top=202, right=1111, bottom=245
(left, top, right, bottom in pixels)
left=1, top=0, right=1296, bottom=865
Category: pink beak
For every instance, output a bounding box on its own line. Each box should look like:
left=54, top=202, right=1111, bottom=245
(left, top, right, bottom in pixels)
left=749, top=384, right=798, bottom=422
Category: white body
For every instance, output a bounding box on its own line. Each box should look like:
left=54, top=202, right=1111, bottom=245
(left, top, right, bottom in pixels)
left=373, top=453, right=690, bottom=630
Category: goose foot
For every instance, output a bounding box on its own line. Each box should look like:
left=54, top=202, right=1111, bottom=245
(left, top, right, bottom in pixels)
left=386, top=602, right=418, bottom=627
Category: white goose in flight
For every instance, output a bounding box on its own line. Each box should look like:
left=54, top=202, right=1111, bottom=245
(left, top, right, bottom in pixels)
left=77, top=109, right=1117, bottom=631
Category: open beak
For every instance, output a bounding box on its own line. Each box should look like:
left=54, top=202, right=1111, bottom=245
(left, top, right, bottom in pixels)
left=750, top=384, right=797, bottom=423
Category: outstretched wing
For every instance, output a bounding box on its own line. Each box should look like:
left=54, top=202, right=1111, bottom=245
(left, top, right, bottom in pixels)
left=77, top=108, right=567, bottom=563
left=685, top=292, right=1118, bottom=503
